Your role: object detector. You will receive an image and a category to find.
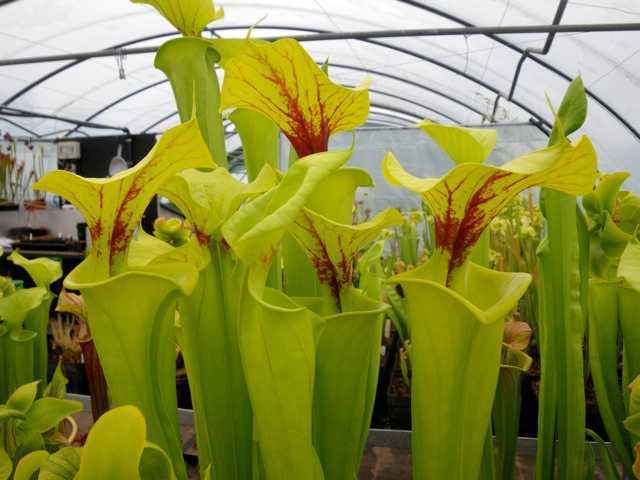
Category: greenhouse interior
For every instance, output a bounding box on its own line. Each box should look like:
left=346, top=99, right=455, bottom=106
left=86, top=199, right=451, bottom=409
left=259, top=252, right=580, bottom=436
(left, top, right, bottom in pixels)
left=2, top=0, right=640, bottom=479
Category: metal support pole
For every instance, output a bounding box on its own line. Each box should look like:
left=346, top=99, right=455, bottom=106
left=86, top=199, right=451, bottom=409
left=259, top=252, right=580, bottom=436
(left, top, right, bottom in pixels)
left=1, top=22, right=639, bottom=67
left=0, top=106, right=130, bottom=134
left=0, top=116, right=40, bottom=137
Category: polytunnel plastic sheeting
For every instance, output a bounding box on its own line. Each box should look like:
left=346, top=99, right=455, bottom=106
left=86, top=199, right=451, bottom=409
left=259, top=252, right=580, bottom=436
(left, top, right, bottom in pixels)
left=0, top=0, right=639, bottom=185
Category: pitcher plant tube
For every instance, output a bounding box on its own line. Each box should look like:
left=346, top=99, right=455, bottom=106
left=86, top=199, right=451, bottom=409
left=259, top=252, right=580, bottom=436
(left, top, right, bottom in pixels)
left=381, top=114, right=597, bottom=479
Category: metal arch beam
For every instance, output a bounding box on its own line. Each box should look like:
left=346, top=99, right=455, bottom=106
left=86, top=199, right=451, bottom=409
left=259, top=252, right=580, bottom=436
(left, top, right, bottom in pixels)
left=326, top=61, right=485, bottom=118
left=366, top=88, right=461, bottom=124
left=3, top=24, right=560, bottom=131
left=0, top=106, right=130, bottom=133
left=141, top=111, right=178, bottom=133
left=5, top=24, right=482, bottom=125
left=69, top=76, right=459, bottom=137
left=396, top=0, right=640, bottom=140
left=1, top=24, right=519, bottom=129
left=0, top=116, right=40, bottom=137
left=141, top=101, right=424, bottom=135
left=2, top=30, right=186, bottom=106
left=64, top=79, right=169, bottom=137
left=3, top=25, right=548, bottom=123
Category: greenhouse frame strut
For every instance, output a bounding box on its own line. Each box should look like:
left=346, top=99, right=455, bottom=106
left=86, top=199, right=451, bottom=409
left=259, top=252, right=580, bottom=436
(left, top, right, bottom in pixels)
left=0, top=23, right=639, bottom=67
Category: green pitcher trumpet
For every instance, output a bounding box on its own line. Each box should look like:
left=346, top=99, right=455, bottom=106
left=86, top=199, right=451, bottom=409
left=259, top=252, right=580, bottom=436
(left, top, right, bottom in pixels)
left=382, top=117, right=597, bottom=478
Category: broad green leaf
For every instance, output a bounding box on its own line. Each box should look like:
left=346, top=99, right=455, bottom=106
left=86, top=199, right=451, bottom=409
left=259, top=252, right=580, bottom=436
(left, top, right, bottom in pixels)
left=588, top=280, right=634, bottom=472
left=33, top=118, right=214, bottom=277
left=139, top=442, right=177, bottom=480
left=221, top=38, right=370, bottom=157
left=12, top=450, right=49, bottom=480
left=6, top=381, right=39, bottom=413
left=383, top=134, right=597, bottom=279
left=634, top=443, right=640, bottom=480
left=8, top=251, right=61, bottom=290
left=287, top=208, right=402, bottom=304
left=418, top=120, right=496, bottom=165
left=21, top=398, right=82, bottom=433
left=38, top=447, right=81, bottom=480
left=0, top=447, right=11, bottom=480
left=223, top=147, right=354, bottom=268
left=0, top=276, right=15, bottom=298
left=0, top=407, right=26, bottom=422
left=617, top=190, right=640, bottom=236
left=549, top=75, right=587, bottom=145
left=159, top=165, right=277, bottom=243
left=131, top=0, right=223, bottom=36
left=0, top=288, right=46, bottom=329
left=75, top=406, right=147, bottom=480
left=583, top=172, right=630, bottom=218
left=356, top=240, right=386, bottom=300
left=618, top=240, right=640, bottom=291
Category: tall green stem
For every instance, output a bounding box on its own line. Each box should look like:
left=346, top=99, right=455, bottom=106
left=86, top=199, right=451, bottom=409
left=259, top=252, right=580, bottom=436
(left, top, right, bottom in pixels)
left=535, top=191, right=586, bottom=479
left=155, top=37, right=228, bottom=167
left=177, top=242, right=253, bottom=479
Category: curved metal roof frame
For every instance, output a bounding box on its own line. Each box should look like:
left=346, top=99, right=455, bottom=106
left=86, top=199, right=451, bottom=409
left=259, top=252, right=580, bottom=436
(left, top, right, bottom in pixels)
left=143, top=101, right=424, bottom=134
left=62, top=73, right=461, bottom=137
left=0, top=8, right=636, bottom=140
left=396, top=0, right=640, bottom=141
left=0, top=23, right=555, bottom=136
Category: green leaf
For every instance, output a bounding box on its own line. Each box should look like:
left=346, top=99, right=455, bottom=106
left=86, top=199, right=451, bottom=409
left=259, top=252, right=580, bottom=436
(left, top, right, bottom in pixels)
left=549, top=76, right=587, bottom=145
left=587, top=281, right=633, bottom=471
left=75, top=406, right=147, bottom=480
left=7, top=251, right=62, bottom=290
left=131, top=0, right=223, bottom=36
left=583, top=172, right=630, bottom=218
left=618, top=240, right=640, bottom=291
left=0, top=447, right=11, bottom=480
left=223, top=147, right=354, bottom=269
left=0, top=288, right=47, bottom=329
left=139, top=442, right=176, bottom=480
left=159, top=165, right=277, bottom=243
left=21, top=398, right=82, bottom=434
left=6, top=381, right=39, bottom=413
left=33, top=117, right=215, bottom=277
left=38, top=447, right=81, bottom=480
left=418, top=120, right=496, bottom=165
left=13, top=450, right=49, bottom=480
left=221, top=38, right=370, bottom=157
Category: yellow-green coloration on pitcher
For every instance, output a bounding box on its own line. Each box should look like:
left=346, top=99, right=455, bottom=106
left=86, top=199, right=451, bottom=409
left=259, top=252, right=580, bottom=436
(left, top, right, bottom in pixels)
left=32, top=117, right=214, bottom=480
left=383, top=111, right=597, bottom=478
